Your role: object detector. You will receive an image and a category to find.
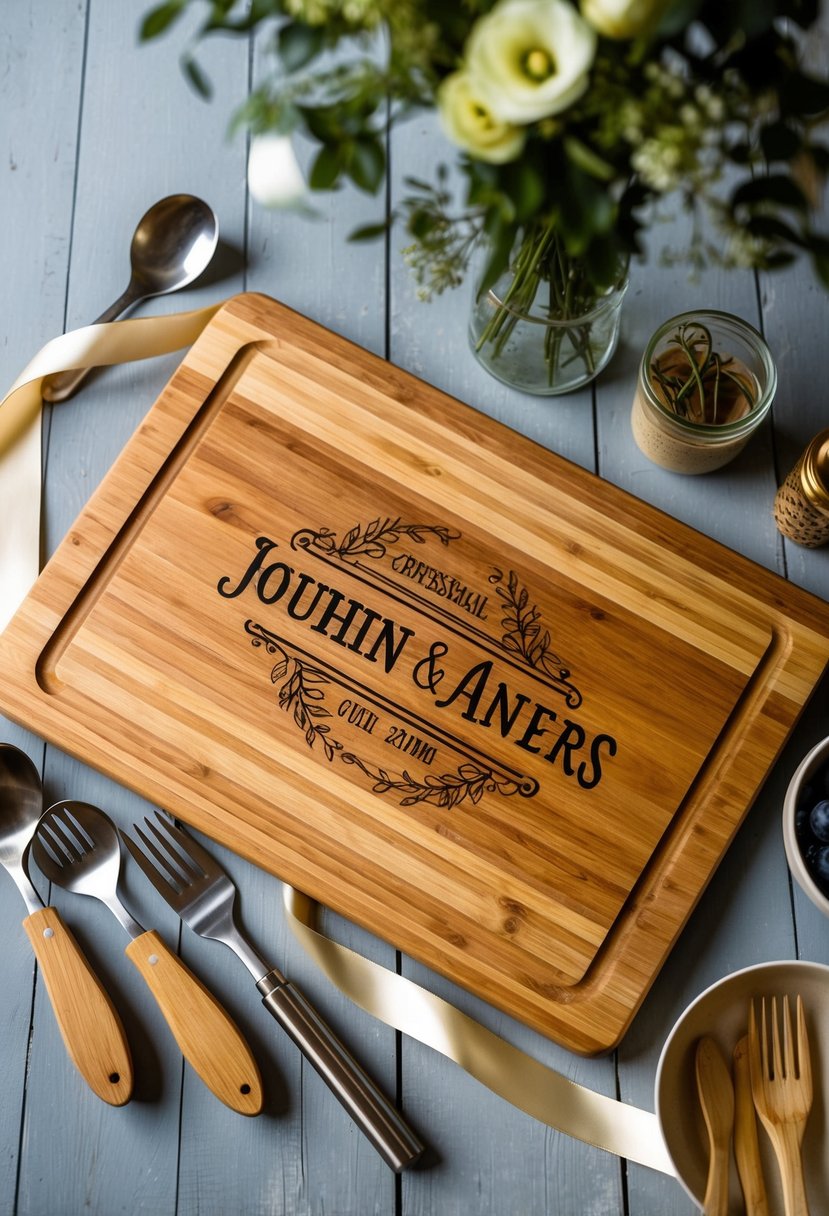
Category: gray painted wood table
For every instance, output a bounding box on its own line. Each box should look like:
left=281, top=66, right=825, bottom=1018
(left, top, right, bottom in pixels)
left=2, top=4, right=828, bottom=1214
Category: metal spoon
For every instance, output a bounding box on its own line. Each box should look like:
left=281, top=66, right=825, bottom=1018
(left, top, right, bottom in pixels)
left=33, top=800, right=263, bottom=1116
left=0, top=744, right=132, bottom=1104
left=41, top=193, right=218, bottom=403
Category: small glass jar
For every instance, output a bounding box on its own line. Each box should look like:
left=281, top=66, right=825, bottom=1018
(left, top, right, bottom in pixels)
left=631, top=310, right=776, bottom=474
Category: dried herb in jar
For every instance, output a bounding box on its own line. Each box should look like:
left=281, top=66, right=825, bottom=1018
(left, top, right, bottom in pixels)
left=648, top=322, right=759, bottom=425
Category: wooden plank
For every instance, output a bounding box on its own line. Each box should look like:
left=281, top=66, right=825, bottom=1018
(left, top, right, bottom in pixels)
left=0, top=2, right=86, bottom=1211
left=181, top=30, right=402, bottom=1215
left=387, top=111, right=622, bottom=1216
left=13, top=3, right=250, bottom=1214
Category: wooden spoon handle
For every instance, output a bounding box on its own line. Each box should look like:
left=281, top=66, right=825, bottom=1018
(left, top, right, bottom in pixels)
left=703, top=1144, right=730, bottom=1216
left=23, top=906, right=133, bottom=1106
left=126, top=930, right=263, bottom=1115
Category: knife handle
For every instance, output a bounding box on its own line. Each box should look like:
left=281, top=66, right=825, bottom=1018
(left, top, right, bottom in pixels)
left=258, top=971, right=424, bottom=1172
left=23, top=906, right=133, bottom=1106
left=733, top=1036, right=769, bottom=1215
left=126, top=930, right=263, bottom=1116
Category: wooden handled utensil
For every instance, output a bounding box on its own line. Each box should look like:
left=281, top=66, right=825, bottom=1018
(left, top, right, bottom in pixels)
left=124, top=811, right=425, bottom=1173
left=0, top=745, right=132, bottom=1105
left=32, top=800, right=263, bottom=1116
left=733, top=1035, right=769, bottom=1215
left=696, top=1035, right=735, bottom=1216
left=748, top=996, right=812, bottom=1216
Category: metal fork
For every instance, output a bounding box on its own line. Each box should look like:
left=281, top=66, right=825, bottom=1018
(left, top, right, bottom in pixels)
left=748, top=995, right=813, bottom=1216
left=124, top=812, right=424, bottom=1173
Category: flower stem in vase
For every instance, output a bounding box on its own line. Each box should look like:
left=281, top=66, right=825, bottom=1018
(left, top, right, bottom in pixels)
left=471, top=225, right=625, bottom=396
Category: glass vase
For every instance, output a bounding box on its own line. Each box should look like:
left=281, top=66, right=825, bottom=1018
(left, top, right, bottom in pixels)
left=468, top=241, right=628, bottom=396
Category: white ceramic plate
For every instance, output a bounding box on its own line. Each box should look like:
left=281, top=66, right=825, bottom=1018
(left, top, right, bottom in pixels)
left=656, top=960, right=829, bottom=1211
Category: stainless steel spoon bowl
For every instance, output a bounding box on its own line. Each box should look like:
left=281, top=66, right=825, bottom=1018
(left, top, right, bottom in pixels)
left=0, top=745, right=132, bottom=1103
left=0, top=744, right=43, bottom=913
left=42, top=193, right=219, bottom=403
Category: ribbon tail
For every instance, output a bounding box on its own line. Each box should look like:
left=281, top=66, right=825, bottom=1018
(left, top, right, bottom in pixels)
left=283, top=885, right=675, bottom=1175
left=0, top=304, right=222, bottom=634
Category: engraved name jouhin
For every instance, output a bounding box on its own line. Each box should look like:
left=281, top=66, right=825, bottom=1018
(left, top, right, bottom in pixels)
left=218, top=535, right=414, bottom=674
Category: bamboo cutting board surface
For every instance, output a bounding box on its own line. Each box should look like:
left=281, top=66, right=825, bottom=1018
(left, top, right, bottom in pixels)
left=3, top=293, right=829, bottom=1053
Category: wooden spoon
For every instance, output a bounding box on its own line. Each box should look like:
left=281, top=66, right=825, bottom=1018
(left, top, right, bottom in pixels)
left=733, top=1035, right=769, bottom=1214
left=696, top=1036, right=735, bottom=1216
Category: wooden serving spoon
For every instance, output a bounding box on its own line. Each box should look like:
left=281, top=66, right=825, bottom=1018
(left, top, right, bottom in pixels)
left=733, top=1035, right=769, bottom=1215
left=696, top=1036, right=735, bottom=1216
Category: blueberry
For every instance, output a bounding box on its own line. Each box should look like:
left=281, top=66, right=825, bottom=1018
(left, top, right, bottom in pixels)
left=795, top=801, right=813, bottom=840
left=801, top=839, right=820, bottom=866
left=809, top=799, right=829, bottom=843
left=808, top=845, right=829, bottom=896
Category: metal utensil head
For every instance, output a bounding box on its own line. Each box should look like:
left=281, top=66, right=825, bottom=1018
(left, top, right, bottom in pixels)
left=32, top=802, right=144, bottom=938
left=129, top=194, right=218, bottom=296
left=124, top=813, right=267, bottom=979
left=33, top=802, right=121, bottom=895
left=0, top=744, right=45, bottom=914
left=0, top=744, right=44, bottom=870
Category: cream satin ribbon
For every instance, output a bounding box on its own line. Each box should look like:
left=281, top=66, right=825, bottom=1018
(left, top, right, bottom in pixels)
left=0, top=306, right=221, bottom=633
left=283, top=887, right=674, bottom=1173
left=0, top=310, right=674, bottom=1176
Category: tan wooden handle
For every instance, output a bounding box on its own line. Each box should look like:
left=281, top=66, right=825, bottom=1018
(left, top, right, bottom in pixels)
left=125, top=930, right=262, bottom=1115
left=733, top=1037, right=769, bottom=1216
left=23, top=906, right=133, bottom=1106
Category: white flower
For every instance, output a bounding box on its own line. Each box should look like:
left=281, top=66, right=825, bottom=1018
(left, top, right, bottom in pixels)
left=581, top=0, right=665, bottom=40
left=247, top=134, right=307, bottom=208
left=465, top=0, right=596, bottom=125
left=437, top=71, right=526, bottom=163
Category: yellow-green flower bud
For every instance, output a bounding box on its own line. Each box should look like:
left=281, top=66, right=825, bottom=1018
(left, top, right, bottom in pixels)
left=437, top=70, right=527, bottom=162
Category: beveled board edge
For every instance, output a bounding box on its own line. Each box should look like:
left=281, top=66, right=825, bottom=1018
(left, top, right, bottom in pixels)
left=2, top=292, right=829, bottom=1053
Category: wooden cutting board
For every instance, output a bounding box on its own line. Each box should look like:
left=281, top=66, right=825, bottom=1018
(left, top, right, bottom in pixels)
left=3, top=293, right=829, bottom=1053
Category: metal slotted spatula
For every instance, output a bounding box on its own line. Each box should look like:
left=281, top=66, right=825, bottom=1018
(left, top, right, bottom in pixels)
left=32, top=802, right=263, bottom=1116
left=124, top=812, right=425, bottom=1173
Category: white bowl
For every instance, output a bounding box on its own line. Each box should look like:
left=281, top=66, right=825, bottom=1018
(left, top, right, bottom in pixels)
left=783, top=735, right=829, bottom=915
left=655, top=960, right=829, bottom=1211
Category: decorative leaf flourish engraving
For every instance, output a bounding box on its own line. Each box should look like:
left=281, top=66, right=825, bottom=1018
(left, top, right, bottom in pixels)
left=342, top=755, right=519, bottom=809
left=247, top=621, right=343, bottom=761
left=245, top=621, right=532, bottom=806
left=271, top=653, right=343, bottom=762
left=489, top=569, right=582, bottom=708
left=294, top=517, right=460, bottom=562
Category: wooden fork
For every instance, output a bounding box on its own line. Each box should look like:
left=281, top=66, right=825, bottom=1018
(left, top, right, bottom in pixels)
left=748, top=995, right=813, bottom=1216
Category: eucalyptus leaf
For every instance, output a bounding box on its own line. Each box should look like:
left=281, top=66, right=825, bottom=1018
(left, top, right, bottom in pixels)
left=564, top=137, right=615, bottom=183
left=309, top=144, right=342, bottom=191
left=349, top=221, right=390, bottom=242
left=139, top=0, right=187, bottom=40
left=760, top=122, right=802, bottom=163
left=182, top=53, right=212, bottom=100
left=347, top=138, right=386, bottom=194
left=278, top=22, right=326, bottom=72
left=732, top=174, right=809, bottom=211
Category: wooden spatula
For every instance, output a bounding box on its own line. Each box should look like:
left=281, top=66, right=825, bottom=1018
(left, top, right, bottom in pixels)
left=733, top=1035, right=769, bottom=1214
left=696, top=1036, right=735, bottom=1216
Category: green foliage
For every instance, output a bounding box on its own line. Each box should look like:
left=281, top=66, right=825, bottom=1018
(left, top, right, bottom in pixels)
left=139, top=0, right=829, bottom=295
